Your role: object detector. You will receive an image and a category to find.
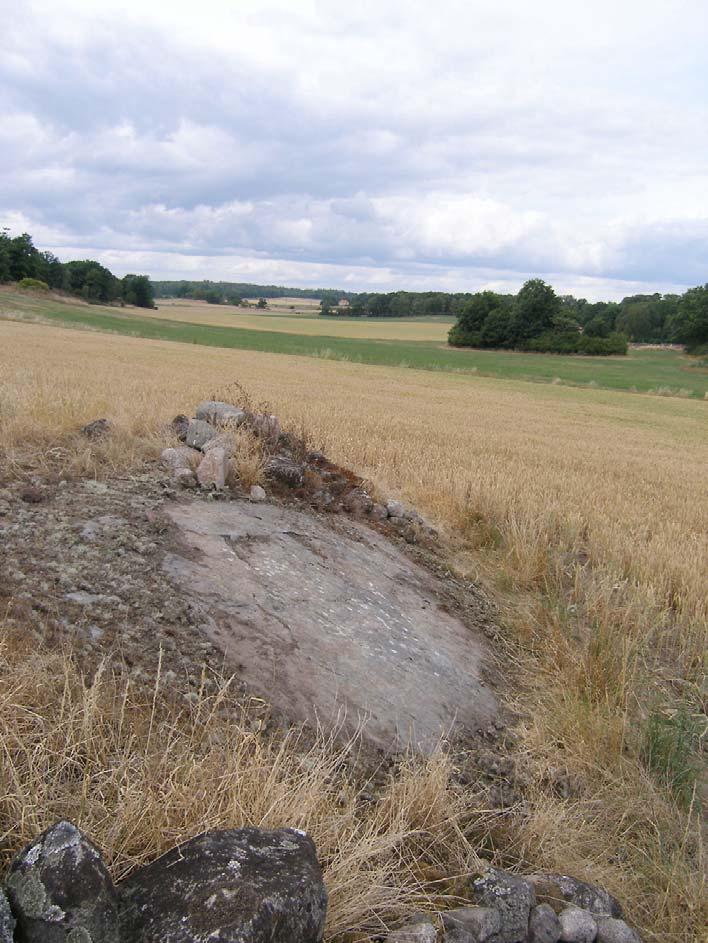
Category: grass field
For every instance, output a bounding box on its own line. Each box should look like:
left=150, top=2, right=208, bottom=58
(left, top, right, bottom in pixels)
left=1, top=313, right=706, bottom=940
left=3, top=287, right=707, bottom=397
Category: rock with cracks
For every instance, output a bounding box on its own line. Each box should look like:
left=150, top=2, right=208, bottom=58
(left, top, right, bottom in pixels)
left=119, top=827, right=327, bottom=943
left=466, top=868, right=536, bottom=943
left=528, top=874, right=623, bottom=918
left=5, top=820, right=120, bottom=943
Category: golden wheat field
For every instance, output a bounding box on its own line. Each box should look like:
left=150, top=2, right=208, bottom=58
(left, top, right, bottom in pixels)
left=152, top=297, right=453, bottom=340
left=1, top=319, right=706, bottom=941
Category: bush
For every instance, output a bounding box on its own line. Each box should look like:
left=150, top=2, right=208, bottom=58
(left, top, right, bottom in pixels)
left=578, top=332, right=628, bottom=355
left=17, top=277, right=49, bottom=292
left=448, top=324, right=481, bottom=347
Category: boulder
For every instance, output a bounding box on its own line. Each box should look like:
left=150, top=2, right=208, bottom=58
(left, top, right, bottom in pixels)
left=196, top=448, right=229, bottom=489
left=441, top=906, right=501, bottom=942
left=386, top=499, right=406, bottom=519
left=250, top=484, right=267, bottom=502
left=596, top=918, right=641, bottom=943
left=203, top=433, right=236, bottom=457
left=80, top=417, right=112, bottom=439
left=527, top=874, right=623, bottom=918
left=185, top=419, right=219, bottom=451
left=161, top=446, right=200, bottom=471
left=195, top=401, right=247, bottom=428
left=119, top=826, right=327, bottom=943
left=0, top=888, right=15, bottom=943
left=6, top=820, right=120, bottom=943
left=387, top=918, right=438, bottom=943
left=466, top=867, right=536, bottom=943
left=529, top=903, right=562, bottom=943
left=558, top=907, right=597, bottom=943
left=369, top=503, right=388, bottom=522
left=267, top=454, right=304, bottom=487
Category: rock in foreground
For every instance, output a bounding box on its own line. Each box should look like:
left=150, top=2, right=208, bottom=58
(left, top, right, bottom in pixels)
left=119, top=827, right=327, bottom=943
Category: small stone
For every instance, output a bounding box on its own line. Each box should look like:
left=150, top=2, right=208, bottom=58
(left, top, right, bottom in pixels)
left=196, top=448, right=228, bottom=489
left=596, top=917, right=641, bottom=943
left=250, top=484, right=267, bottom=502
left=442, top=906, right=500, bottom=942
left=267, top=454, right=304, bottom=487
left=529, top=903, right=562, bottom=943
left=119, top=827, right=327, bottom=943
left=387, top=918, right=438, bottom=942
left=80, top=417, right=112, bottom=439
left=386, top=499, right=406, bottom=518
left=160, top=446, right=199, bottom=471
left=369, top=503, right=388, bottom=521
left=558, top=907, right=597, bottom=943
left=527, top=874, right=623, bottom=918
left=467, top=867, right=536, bottom=943
left=0, top=888, right=15, bottom=943
left=6, top=820, right=119, bottom=943
left=174, top=467, right=198, bottom=489
left=195, top=401, right=247, bottom=428
left=185, top=418, right=219, bottom=451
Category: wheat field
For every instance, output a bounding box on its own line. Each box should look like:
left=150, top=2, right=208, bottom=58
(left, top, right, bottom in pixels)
left=1, top=319, right=706, bottom=941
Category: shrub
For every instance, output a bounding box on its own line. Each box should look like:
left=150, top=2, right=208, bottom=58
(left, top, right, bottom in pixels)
left=17, top=277, right=49, bottom=292
left=641, top=704, right=703, bottom=807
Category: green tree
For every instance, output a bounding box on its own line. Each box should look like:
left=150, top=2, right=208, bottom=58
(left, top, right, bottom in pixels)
left=512, top=278, right=561, bottom=341
left=670, top=285, right=708, bottom=349
left=256, top=297, right=268, bottom=309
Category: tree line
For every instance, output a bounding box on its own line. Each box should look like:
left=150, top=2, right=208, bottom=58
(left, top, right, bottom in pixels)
left=152, top=280, right=356, bottom=304
left=447, top=279, right=708, bottom=354
left=0, top=230, right=155, bottom=308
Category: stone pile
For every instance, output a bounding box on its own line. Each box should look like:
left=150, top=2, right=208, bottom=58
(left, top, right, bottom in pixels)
left=1, top=821, right=643, bottom=943
left=160, top=401, right=435, bottom=539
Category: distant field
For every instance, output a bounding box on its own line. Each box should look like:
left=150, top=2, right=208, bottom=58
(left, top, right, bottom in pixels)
left=2, top=287, right=707, bottom=397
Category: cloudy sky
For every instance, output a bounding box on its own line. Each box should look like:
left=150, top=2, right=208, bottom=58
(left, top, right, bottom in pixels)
left=2, top=0, right=707, bottom=299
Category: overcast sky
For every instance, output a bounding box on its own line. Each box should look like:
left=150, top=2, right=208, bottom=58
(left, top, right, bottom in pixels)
left=2, top=0, right=707, bottom=299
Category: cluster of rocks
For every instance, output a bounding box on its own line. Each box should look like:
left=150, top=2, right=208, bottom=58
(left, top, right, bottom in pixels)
left=161, top=401, right=435, bottom=539
left=0, top=821, right=642, bottom=943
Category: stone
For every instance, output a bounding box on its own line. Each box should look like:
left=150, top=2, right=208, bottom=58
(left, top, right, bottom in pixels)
left=342, top=488, right=373, bottom=515
left=185, top=418, right=219, bottom=451
left=467, top=867, right=536, bottom=943
left=386, top=499, right=406, bottom=518
left=250, top=412, right=282, bottom=442
left=529, top=903, right=562, bottom=943
left=170, top=414, right=190, bottom=440
left=6, top=820, right=120, bottom=943
left=0, top=888, right=15, bottom=943
left=161, top=446, right=199, bottom=471
left=119, top=826, right=327, bottom=943
left=527, top=875, right=623, bottom=918
left=195, top=401, right=247, bottom=428
left=387, top=918, right=438, bottom=943
left=250, top=484, right=267, bottom=502
left=196, top=448, right=229, bottom=489
left=80, top=417, right=112, bottom=439
left=266, top=454, right=304, bottom=487
left=369, top=502, right=388, bottom=521
left=442, top=906, right=501, bottom=942
left=596, top=917, right=641, bottom=943
left=558, top=907, right=597, bottom=943
left=174, top=468, right=198, bottom=489
left=202, top=433, right=235, bottom=457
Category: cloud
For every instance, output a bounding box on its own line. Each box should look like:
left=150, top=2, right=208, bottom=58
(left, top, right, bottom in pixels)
left=1, top=0, right=707, bottom=299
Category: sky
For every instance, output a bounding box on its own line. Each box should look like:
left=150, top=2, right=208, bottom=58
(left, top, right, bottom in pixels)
left=2, top=0, right=707, bottom=300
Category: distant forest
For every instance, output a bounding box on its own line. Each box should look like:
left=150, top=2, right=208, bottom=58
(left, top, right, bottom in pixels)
left=0, top=231, right=155, bottom=308
left=152, top=280, right=354, bottom=304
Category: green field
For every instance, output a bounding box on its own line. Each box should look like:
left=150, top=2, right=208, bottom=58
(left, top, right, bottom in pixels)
left=2, top=289, right=707, bottom=398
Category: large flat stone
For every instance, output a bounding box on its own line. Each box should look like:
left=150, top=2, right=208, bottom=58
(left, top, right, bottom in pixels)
left=164, top=500, right=496, bottom=751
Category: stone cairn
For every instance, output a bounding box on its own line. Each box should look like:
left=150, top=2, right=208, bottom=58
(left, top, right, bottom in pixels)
left=0, top=820, right=643, bottom=943
left=161, top=400, right=435, bottom=540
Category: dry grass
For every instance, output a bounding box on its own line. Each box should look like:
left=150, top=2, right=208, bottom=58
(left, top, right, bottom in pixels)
left=0, top=627, right=483, bottom=940
left=1, top=320, right=706, bottom=941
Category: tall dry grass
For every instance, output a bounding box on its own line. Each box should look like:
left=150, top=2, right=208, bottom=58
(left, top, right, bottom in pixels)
left=0, top=321, right=706, bottom=940
left=0, top=627, right=485, bottom=940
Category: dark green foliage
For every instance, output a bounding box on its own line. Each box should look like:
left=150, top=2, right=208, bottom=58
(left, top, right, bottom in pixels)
left=256, top=297, right=268, bottom=309
left=669, top=284, right=708, bottom=349
left=203, top=289, right=224, bottom=304
left=0, top=229, right=154, bottom=308
left=512, top=278, right=561, bottom=341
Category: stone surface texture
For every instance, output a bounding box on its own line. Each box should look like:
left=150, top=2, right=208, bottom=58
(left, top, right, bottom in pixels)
left=266, top=454, right=304, bottom=487
left=6, top=820, right=120, bottom=943
left=528, top=903, right=562, bottom=943
left=119, top=827, right=327, bottom=943
left=442, top=906, right=501, bottom=942
left=161, top=446, right=199, bottom=471
left=196, top=447, right=229, bottom=488
left=596, top=917, right=642, bottom=943
left=185, top=419, right=218, bottom=451
left=467, top=868, right=536, bottom=943
left=195, top=401, right=247, bottom=428
left=386, top=919, right=438, bottom=943
left=558, top=907, right=598, bottom=943
left=0, top=889, right=15, bottom=943
left=528, top=874, right=623, bottom=918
